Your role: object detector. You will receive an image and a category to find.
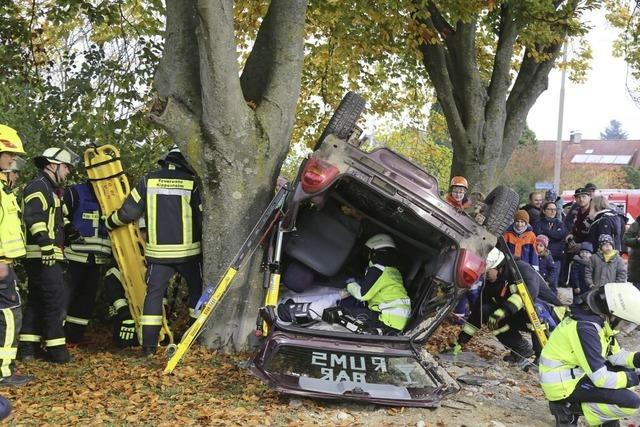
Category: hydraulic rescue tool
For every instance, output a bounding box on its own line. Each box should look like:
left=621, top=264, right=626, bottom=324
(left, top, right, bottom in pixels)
left=163, top=185, right=288, bottom=374
left=499, top=236, right=548, bottom=348
left=84, top=145, right=173, bottom=344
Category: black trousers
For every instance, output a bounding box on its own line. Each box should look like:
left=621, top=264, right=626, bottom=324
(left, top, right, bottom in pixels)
left=20, top=260, right=66, bottom=348
left=64, top=260, right=103, bottom=342
left=141, top=259, right=202, bottom=348
left=0, top=265, right=22, bottom=377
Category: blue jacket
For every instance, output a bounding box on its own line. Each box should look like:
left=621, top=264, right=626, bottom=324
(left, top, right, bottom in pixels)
left=538, top=250, right=558, bottom=289
left=534, top=216, right=567, bottom=260
left=587, top=209, right=622, bottom=252
left=569, top=255, right=590, bottom=294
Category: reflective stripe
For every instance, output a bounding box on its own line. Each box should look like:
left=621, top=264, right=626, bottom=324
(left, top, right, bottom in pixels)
left=539, top=368, right=585, bottom=384
left=19, top=334, right=41, bottom=342
left=582, top=401, right=638, bottom=425
left=1, top=309, right=15, bottom=377
left=111, top=211, right=125, bottom=226
left=148, top=188, right=192, bottom=197
left=381, top=307, right=411, bottom=318
left=25, top=244, right=64, bottom=260
left=106, top=267, right=122, bottom=282
left=539, top=356, right=564, bottom=368
left=145, top=242, right=201, bottom=259
left=369, top=263, right=385, bottom=271
left=147, top=178, right=194, bottom=190
left=462, top=322, right=479, bottom=336
left=608, top=349, right=635, bottom=368
left=24, top=192, right=48, bottom=210
left=492, top=324, right=510, bottom=335
left=148, top=191, right=157, bottom=246
left=65, top=315, right=89, bottom=326
left=588, top=366, right=626, bottom=389
left=113, top=298, right=128, bottom=311
left=189, top=308, right=197, bottom=319
left=130, top=188, right=141, bottom=203
left=506, top=293, right=524, bottom=311
left=140, top=315, right=163, bottom=326
left=45, top=338, right=66, bottom=347
left=181, top=195, right=192, bottom=245
left=378, top=299, right=411, bottom=310
left=29, top=221, right=48, bottom=235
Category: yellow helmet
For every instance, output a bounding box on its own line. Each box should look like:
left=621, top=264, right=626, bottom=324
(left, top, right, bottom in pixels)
left=0, top=125, right=26, bottom=154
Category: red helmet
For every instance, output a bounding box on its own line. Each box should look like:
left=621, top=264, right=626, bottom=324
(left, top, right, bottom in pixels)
left=450, top=176, right=468, bottom=189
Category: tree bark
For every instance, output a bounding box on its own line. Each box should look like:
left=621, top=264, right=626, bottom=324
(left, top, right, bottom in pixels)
left=151, top=0, right=308, bottom=352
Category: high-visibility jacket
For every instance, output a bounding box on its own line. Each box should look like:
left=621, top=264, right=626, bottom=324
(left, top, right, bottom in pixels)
left=539, top=305, right=639, bottom=402
left=22, top=171, right=66, bottom=260
left=108, top=159, right=202, bottom=264
left=0, top=174, right=26, bottom=261
left=63, top=182, right=111, bottom=264
left=348, top=256, right=411, bottom=331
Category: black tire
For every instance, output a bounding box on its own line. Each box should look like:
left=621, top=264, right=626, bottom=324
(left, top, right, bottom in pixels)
left=482, top=185, right=520, bottom=235
left=315, top=92, right=366, bottom=150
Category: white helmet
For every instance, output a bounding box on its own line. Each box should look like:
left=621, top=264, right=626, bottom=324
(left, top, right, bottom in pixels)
left=34, top=147, right=80, bottom=168
left=601, top=282, right=640, bottom=324
left=485, top=248, right=505, bottom=270
left=365, top=234, right=395, bottom=250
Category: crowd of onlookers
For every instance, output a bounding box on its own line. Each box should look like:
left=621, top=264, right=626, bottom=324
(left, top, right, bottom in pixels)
left=446, top=178, right=639, bottom=322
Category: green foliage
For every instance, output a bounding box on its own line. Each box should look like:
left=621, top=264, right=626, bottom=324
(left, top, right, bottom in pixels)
left=623, top=166, right=640, bottom=187
left=606, top=0, right=640, bottom=81
left=0, top=0, right=168, bottom=186
left=518, top=125, right=538, bottom=146
left=374, top=126, right=453, bottom=190
left=600, top=119, right=628, bottom=139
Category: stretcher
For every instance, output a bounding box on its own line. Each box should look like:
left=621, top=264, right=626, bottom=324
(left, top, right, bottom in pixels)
left=84, top=145, right=173, bottom=344
left=163, top=185, right=288, bottom=374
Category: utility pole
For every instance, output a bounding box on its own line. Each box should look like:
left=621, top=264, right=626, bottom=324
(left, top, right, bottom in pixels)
left=553, top=42, right=569, bottom=192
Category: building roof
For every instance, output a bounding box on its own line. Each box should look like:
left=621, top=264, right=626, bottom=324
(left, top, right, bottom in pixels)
left=537, top=139, right=640, bottom=168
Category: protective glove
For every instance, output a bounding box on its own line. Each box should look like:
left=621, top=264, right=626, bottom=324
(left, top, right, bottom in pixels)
left=41, top=246, right=56, bottom=267
left=487, top=308, right=506, bottom=330
left=442, top=342, right=462, bottom=355
left=63, top=223, right=83, bottom=246
left=119, top=319, right=136, bottom=341
left=346, top=282, right=363, bottom=300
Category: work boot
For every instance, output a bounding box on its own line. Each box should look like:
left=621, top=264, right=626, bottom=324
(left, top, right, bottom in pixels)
left=46, top=346, right=71, bottom=364
left=548, top=401, right=579, bottom=426
left=503, top=346, right=535, bottom=364
left=17, top=343, right=38, bottom=361
left=0, top=373, right=35, bottom=387
left=143, top=346, right=156, bottom=358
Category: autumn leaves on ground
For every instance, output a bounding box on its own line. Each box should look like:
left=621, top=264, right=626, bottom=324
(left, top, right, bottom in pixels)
left=3, top=324, right=543, bottom=426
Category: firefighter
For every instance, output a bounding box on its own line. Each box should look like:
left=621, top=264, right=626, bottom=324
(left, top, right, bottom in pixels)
left=103, top=264, right=138, bottom=348
left=446, top=248, right=542, bottom=365
left=104, top=145, right=202, bottom=356
left=0, top=125, right=34, bottom=385
left=18, top=147, right=79, bottom=364
left=540, top=282, right=640, bottom=427
left=2, top=155, right=25, bottom=190
left=63, top=181, right=112, bottom=343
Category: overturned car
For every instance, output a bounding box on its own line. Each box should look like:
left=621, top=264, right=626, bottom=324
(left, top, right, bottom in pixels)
left=250, top=93, right=519, bottom=407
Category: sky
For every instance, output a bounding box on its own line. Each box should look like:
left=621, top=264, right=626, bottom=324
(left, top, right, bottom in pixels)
left=527, top=9, right=640, bottom=141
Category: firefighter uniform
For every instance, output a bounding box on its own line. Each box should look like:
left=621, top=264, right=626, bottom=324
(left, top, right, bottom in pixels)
left=105, top=146, right=202, bottom=355
left=63, top=182, right=112, bottom=343
left=456, top=259, right=541, bottom=362
left=540, top=301, right=640, bottom=426
left=19, top=147, right=78, bottom=363
left=0, top=124, right=34, bottom=386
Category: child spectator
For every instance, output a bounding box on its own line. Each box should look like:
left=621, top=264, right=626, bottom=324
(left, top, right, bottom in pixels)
left=568, top=241, right=593, bottom=295
left=536, top=235, right=558, bottom=294
left=504, top=209, right=539, bottom=269
left=585, top=234, right=626, bottom=290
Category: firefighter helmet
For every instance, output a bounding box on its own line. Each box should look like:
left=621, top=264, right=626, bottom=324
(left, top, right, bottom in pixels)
left=586, top=282, right=640, bottom=324
left=0, top=125, right=26, bottom=154
left=485, top=247, right=505, bottom=270
left=365, top=234, right=396, bottom=250
left=450, top=176, right=468, bottom=189
left=34, top=147, right=81, bottom=169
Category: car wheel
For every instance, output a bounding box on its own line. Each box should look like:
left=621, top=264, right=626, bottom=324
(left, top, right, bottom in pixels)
left=314, top=92, right=366, bottom=150
left=481, top=185, right=519, bottom=235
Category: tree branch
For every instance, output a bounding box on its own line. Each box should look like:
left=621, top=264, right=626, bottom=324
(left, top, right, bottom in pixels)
left=154, top=0, right=202, bottom=117
left=240, top=0, right=308, bottom=146
left=486, top=4, right=518, bottom=120
left=195, top=0, right=251, bottom=137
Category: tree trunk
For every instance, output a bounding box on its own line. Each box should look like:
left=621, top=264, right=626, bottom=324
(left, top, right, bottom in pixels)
left=150, top=0, right=307, bottom=352
left=416, top=2, right=568, bottom=193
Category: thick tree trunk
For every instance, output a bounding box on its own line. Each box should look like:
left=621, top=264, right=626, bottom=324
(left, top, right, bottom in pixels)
left=151, top=0, right=307, bottom=352
left=416, top=2, right=569, bottom=192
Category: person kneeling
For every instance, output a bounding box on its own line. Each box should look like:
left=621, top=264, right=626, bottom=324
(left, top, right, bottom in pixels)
left=540, top=282, right=640, bottom=427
